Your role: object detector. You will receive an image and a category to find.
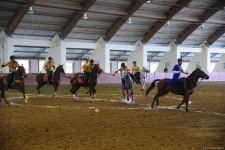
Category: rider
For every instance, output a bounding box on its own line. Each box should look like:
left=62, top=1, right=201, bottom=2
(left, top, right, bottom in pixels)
left=44, top=56, right=55, bottom=84
left=132, top=61, right=141, bottom=84
left=1, top=55, right=20, bottom=87
left=168, top=58, right=190, bottom=95
left=114, top=63, right=131, bottom=91
left=82, top=58, right=94, bottom=86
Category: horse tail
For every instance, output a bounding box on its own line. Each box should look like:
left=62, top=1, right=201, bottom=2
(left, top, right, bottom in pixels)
left=145, top=79, right=160, bottom=96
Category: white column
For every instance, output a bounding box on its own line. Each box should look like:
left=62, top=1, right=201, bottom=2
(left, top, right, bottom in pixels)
left=127, top=40, right=148, bottom=68
left=0, top=31, right=14, bottom=73
left=46, top=34, right=66, bottom=67
left=73, top=60, right=81, bottom=73
left=213, top=54, right=225, bottom=72
left=30, top=59, right=39, bottom=73
left=90, top=37, right=110, bottom=73
left=186, top=43, right=210, bottom=72
left=156, top=41, right=179, bottom=72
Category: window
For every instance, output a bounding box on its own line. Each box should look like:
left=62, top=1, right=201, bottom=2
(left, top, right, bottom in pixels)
left=209, top=62, right=216, bottom=72
left=66, top=61, right=73, bottom=73
left=149, top=62, right=159, bottom=73
left=182, top=62, right=189, bottom=72
left=17, top=59, right=29, bottom=73
left=39, top=60, right=45, bottom=73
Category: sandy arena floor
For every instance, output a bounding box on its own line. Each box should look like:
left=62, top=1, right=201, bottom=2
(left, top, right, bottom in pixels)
left=0, top=82, right=225, bottom=150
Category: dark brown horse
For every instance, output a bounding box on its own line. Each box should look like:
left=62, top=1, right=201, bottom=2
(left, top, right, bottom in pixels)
left=36, top=65, right=65, bottom=97
left=0, top=66, right=29, bottom=104
left=145, top=68, right=209, bottom=111
left=70, top=64, right=102, bottom=99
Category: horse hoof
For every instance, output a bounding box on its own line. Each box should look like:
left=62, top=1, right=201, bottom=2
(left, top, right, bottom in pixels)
left=185, top=109, right=189, bottom=112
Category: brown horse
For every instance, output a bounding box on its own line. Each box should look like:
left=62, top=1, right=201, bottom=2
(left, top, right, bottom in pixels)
left=145, top=68, right=209, bottom=111
left=0, top=66, right=29, bottom=104
left=36, top=65, right=65, bottom=97
left=70, top=64, right=102, bottom=99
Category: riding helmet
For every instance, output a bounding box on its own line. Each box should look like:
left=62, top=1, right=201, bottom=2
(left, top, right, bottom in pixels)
left=48, top=56, right=53, bottom=60
left=178, top=58, right=183, bottom=62
left=121, top=63, right=125, bottom=67
left=90, top=59, right=94, bottom=63
left=10, top=55, right=16, bottom=60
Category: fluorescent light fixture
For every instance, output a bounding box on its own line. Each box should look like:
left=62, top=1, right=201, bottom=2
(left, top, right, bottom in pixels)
left=83, top=13, right=88, bottom=20
left=127, top=17, right=132, bottom=24
left=28, top=6, right=34, bottom=14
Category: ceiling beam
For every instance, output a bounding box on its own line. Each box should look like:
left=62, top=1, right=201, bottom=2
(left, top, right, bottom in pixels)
left=105, top=0, right=147, bottom=42
left=142, top=0, right=192, bottom=44
left=60, top=0, right=96, bottom=39
left=207, top=26, right=225, bottom=45
left=6, top=0, right=35, bottom=35
left=77, top=50, right=90, bottom=59
left=176, top=0, right=225, bottom=44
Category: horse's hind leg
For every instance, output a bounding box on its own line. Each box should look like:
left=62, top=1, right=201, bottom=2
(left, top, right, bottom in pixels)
left=156, top=90, right=169, bottom=107
left=71, top=85, right=80, bottom=100
left=151, top=92, right=160, bottom=109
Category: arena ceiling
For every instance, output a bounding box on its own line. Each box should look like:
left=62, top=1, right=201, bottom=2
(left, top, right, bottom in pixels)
left=1, top=0, right=225, bottom=61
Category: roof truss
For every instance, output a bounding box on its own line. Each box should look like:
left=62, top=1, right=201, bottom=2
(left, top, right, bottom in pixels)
left=60, top=0, right=96, bottom=39
left=105, top=0, right=147, bottom=42
left=176, top=0, right=225, bottom=44
left=207, top=26, right=225, bottom=45
left=142, top=0, right=192, bottom=44
left=6, top=0, right=36, bottom=35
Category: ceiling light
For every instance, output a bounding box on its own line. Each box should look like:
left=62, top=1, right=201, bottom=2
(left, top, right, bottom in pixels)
left=127, top=17, right=132, bottom=24
left=200, top=24, right=204, bottom=29
left=166, top=21, right=170, bottom=26
left=28, top=6, right=34, bottom=14
left=83, top=13, right=88, bottom=20
left=147, top=0, right=151, bottom=3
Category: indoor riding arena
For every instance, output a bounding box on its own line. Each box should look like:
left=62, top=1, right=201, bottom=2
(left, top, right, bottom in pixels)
left=0, top=0, right=225, bottom=150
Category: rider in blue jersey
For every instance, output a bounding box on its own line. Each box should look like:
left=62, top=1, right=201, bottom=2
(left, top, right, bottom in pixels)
left=168, top=58, right=190, bottom=95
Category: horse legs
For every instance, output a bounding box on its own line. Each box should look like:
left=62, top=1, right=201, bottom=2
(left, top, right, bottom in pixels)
left=1, top=88, right=8, bottom=104
left=19, top=84, right=29, bottom=104
left=177, top=95, right=189, bottom=111
left=37, top=83, right=44, bottom=94
left=52, top=83, right=59, bottom=98
left=151, top=92, right=160, bottom=109
left=71, top=85, right=80, bottom=100
left=151, top=90, right=169, bottom=109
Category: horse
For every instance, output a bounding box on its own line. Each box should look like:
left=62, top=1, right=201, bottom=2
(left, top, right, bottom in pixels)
left=130, top=67, right=150, bottom=93
left=121, top=70, right=134, bottom=104
left=145, top=68, right=209, bottom=111
left=70, top=64, right=102, bottom=99
left=36, top=65, right=65, bottom=97
left=0, top=66, right=29, bottom=104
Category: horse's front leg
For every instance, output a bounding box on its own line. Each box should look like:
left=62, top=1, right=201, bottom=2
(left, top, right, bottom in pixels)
left=1, top=88, right=9, bottom=104
left=177, top=95, right=188, bottom=111
left=52, top=82, right=59, bottom=98
left=37, top=83, right=44, bottom=94
left=185, top=95, right=190, bottom=112
left=19, top=83, right=29, bottom=104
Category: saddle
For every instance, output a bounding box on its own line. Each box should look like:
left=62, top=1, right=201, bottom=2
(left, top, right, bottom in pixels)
left=78, top=73, right=89, bottom=86
left=42, top=74, right=54, bottom=82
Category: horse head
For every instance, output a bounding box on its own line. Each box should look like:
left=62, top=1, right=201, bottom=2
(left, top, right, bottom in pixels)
left=16, top=66, right=27, bottom=77
left=192, top=68, right=209, bottom=80
left=92, top=64, right=102, bottom=75
left=55, top=65, right=65, bottom=75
